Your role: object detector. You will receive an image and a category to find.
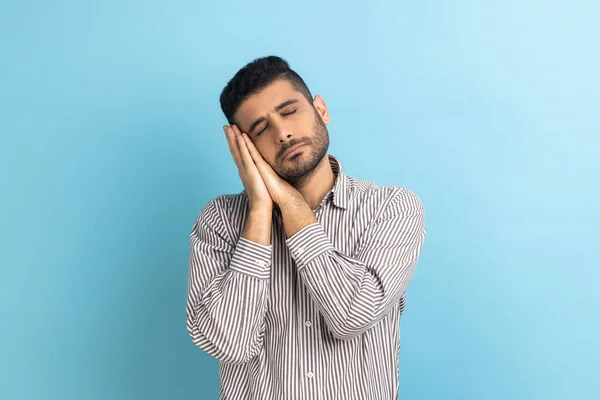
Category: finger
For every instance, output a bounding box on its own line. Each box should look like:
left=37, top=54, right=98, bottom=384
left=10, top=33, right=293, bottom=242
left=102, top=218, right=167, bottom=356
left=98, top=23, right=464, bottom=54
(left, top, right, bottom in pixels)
left=236, top=129, right=255, bottom=170
left=242, top=133, right=272, bottom=175
left=241, top=133, right=265, bottom=166
left=232, top=125, right=257, bottom=170
left=223, top=125, right=242, bottom=167
left=231, top=124, right=245, bottom=140
left=225, top=125, right=241, bottom=163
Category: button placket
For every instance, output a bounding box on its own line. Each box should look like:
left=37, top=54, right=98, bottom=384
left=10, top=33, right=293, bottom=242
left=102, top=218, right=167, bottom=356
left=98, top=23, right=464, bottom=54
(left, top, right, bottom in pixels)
left=298, top=286, right=318, bottom=397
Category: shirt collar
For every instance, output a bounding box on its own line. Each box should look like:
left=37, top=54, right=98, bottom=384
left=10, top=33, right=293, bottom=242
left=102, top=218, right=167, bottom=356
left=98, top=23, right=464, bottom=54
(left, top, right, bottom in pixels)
left=326, top=154, right=349, bottom=210
left=271, top=154, right=349, bottom=212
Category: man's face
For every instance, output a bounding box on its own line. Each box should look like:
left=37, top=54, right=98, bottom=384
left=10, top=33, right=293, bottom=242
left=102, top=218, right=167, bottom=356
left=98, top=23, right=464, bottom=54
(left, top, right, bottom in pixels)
left=233, top=79, right=330, bottom=183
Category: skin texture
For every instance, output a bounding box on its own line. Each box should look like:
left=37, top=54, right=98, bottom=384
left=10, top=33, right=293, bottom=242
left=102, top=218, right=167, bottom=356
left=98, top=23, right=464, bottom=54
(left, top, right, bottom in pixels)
left=223, top=78, right=336, bottom=241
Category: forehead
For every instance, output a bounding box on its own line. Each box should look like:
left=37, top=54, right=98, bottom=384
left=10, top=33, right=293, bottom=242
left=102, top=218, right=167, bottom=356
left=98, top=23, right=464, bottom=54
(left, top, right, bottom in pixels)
left=234, top=79, right=306, bottom=123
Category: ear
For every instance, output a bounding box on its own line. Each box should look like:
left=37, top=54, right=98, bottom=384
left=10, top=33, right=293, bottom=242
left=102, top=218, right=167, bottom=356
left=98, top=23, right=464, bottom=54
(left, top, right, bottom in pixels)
left=312, top=95, right=330, bottom=125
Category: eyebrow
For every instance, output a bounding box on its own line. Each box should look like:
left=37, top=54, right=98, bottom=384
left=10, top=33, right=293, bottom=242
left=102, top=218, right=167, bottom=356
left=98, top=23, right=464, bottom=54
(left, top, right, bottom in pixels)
left=248, top=99, right=299, bottom=134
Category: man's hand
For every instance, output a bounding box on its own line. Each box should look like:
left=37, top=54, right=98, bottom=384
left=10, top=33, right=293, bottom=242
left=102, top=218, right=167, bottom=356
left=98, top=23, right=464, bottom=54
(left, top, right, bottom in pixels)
left=239, top=132, right=302, bottom=207
left=238, top=129, right=317, bottom=238
left=224, top=124, right=273, bottom=211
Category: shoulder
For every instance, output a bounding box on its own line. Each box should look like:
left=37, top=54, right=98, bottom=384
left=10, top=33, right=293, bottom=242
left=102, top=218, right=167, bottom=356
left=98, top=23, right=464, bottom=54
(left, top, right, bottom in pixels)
left=202, top=188, right=249, bottom=211
left=191, top=191, right=249, bottom=242
left=196, top=190, right=249, bottom=224
left=347, top=175, right=424, bottom=215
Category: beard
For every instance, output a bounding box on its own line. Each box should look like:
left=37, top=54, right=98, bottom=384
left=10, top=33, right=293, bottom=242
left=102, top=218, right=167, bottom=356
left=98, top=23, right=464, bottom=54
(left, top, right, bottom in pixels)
left=274, top=110, right=330, bottom=185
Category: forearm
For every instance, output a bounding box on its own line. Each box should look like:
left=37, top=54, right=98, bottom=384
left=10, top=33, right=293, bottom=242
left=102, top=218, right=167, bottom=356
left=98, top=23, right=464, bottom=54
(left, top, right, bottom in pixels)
left=242, top=206, right=273, bottom=245
left=296, top=245, right=410, bottom=340
left=187, top=266, right=270, bottom=364
left=285, top=224, right=392, bottom=339
left=278, top=194, right=317, bottom=238
left=187, top=203, right=274, bottom=364
left=284, top=195, right=426, bottom=340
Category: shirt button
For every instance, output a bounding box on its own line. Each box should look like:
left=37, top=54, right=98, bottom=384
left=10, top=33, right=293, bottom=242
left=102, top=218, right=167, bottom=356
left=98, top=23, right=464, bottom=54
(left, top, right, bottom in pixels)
left=306, top=371, right=314, bottom=379
left=305, top=321, right=312, bottom=327
left=297, top=247, right=305, bottom=255
left=255, top=260, right=267, bottom=267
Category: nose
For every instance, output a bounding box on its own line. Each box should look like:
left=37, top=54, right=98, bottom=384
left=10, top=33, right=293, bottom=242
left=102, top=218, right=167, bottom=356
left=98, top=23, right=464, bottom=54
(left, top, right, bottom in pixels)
left=272, top=119, right=293, bottom=143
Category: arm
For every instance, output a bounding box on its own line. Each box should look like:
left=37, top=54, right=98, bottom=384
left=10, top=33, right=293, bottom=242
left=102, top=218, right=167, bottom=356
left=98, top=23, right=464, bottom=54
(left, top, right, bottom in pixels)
left=234, top=132, right=426, bottom=340
left=283, top=188, right=426, bottom=340
left=185, top=198, right=273, bottom=364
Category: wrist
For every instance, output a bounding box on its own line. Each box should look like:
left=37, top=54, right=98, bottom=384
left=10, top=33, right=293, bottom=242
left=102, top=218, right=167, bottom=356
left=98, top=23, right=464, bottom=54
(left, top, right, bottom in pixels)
left=249, top=203, right=273, bottom=215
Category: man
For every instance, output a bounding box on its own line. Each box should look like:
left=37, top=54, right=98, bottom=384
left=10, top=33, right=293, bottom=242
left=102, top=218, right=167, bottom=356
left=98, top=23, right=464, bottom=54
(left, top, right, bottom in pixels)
left=186, top=55, right=426, bottom=400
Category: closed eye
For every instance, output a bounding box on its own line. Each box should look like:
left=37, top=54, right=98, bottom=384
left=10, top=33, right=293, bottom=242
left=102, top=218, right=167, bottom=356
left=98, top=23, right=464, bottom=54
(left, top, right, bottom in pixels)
left=256, top=110, right=297, bottom=136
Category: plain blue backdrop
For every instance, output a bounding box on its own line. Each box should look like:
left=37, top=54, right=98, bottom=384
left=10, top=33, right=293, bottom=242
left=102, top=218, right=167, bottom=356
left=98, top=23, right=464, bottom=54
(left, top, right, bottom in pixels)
left=1, top=1, right=598, bottom=399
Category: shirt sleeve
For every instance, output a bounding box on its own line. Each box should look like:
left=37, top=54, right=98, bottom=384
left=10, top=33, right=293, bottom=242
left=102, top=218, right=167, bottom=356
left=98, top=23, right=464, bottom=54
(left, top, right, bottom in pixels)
left=285, top=188, right=426, bottom=340
left=185, top=197, right=272, bottom=364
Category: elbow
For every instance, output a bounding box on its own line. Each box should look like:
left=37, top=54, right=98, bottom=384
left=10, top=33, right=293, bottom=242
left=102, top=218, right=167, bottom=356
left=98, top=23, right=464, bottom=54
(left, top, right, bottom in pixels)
left=186, top=318, right=259, bottom=365
left=328, top=322, right=369, bottom=341
left=326, top=309, right=387, bottom=341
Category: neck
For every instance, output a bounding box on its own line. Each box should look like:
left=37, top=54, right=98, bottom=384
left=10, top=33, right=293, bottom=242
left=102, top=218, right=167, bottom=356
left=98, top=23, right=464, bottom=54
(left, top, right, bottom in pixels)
left=290, top=154, right=336, bottom=210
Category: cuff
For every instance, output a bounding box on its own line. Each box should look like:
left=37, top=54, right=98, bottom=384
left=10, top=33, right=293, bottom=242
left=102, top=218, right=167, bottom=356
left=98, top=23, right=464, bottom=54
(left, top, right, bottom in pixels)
left=285, top=223, right=334, bottom=271
left=229, top=237, right=272, bottom=279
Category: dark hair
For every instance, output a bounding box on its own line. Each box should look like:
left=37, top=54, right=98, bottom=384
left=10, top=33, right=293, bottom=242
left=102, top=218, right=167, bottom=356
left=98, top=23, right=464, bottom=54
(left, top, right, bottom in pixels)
left=219, top=56, right=314, bottom=125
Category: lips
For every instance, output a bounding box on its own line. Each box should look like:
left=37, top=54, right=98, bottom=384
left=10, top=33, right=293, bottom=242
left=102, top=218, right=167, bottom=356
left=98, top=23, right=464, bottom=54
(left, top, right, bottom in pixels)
left=283, top=143, right=308, bottom=159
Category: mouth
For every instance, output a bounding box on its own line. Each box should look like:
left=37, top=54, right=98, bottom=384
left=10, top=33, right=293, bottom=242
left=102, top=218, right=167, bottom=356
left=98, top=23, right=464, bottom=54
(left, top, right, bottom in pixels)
left=282, top=143, right=308, bottom=159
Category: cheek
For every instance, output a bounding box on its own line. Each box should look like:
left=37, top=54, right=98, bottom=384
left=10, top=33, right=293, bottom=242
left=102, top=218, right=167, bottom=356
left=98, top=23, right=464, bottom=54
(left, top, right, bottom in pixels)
left=255, top=143, right=277, bottom=163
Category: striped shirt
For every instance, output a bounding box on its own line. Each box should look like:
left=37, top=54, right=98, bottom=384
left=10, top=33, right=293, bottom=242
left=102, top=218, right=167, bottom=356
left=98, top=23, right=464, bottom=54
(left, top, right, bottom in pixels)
left=186, top=154, right=426, bottom=400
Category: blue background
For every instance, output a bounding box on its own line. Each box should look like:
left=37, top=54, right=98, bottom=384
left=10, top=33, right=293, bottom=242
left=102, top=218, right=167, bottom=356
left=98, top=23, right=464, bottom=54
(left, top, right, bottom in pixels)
left=1, top=1, right=598, bottom=399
